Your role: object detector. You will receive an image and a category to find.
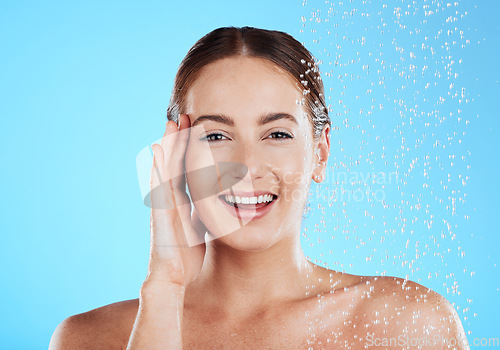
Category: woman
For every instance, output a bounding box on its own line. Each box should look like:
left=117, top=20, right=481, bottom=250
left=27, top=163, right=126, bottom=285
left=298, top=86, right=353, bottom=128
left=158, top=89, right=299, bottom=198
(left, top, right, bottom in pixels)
left=50, top=27, right=469, bottom=349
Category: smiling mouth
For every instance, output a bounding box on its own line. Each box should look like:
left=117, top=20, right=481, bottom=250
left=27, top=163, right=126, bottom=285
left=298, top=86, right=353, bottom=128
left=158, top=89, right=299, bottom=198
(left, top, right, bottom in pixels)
left=218, top=194, right=278, bottom=209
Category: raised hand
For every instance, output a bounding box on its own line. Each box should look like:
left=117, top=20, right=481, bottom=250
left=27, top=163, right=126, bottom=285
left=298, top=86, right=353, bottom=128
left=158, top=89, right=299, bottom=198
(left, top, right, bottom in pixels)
left=146, top=114, right=207, bottom=288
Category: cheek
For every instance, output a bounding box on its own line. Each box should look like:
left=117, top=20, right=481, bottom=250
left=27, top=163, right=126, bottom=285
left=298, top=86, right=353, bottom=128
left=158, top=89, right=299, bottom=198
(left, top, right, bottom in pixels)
left=276, top=143, right=315, bottom=177
left=185, top=141, right=213, bottom=172
left=272, top=153, right=313, bottom=200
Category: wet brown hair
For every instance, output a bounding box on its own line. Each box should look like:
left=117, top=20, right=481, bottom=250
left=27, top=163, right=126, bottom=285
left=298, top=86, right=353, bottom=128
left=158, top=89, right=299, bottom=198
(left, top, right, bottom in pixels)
left=166, top=26, right=330, bottom=140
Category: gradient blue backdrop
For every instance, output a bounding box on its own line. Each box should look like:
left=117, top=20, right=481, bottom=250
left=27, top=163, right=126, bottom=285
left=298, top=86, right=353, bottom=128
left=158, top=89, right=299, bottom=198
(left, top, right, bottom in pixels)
left=0, top=0, right=498, bottom=348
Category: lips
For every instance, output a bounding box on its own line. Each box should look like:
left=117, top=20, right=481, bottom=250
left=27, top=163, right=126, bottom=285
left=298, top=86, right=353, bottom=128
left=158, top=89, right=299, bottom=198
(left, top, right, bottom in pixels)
left=217, top=192, right=278, bottom=220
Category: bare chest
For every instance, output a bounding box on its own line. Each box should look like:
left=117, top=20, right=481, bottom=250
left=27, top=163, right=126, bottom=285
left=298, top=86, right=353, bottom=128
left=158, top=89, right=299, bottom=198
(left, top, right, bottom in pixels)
left=181, top=295, right=366, bottom=349
left=115, top=288, right=377, bottom=349
left=183, top=310, right=318, bottom=349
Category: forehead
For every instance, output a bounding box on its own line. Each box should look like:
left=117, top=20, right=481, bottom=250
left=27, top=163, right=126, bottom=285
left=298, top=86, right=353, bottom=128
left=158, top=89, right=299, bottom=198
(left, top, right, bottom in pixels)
left=185, top=56, right=306, bottom=122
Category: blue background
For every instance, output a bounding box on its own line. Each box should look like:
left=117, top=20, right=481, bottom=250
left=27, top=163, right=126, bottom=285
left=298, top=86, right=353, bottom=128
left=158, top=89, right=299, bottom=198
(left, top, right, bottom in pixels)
left=0, top=0, right=498, bottom=348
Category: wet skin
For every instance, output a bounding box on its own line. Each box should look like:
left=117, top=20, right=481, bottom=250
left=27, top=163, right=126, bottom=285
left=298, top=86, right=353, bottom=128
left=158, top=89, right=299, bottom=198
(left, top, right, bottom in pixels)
left=49, top=273, right=468, bottom=349
left=49, top=57, right=469, bottom=349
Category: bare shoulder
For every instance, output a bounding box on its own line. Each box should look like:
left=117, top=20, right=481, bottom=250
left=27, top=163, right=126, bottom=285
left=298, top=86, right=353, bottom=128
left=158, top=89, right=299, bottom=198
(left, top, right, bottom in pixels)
left=49, top=298, right=139, bottom=350
left=310, top=270, right=469, bottom=349
left=365, top=275, right=461, bottom=319
left=358, top=275, right=469, bottom=349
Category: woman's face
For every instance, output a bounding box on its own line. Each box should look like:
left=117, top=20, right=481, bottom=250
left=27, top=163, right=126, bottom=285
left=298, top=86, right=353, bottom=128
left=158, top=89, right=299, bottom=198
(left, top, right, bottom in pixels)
left=184, top=56, right=329, bottom=250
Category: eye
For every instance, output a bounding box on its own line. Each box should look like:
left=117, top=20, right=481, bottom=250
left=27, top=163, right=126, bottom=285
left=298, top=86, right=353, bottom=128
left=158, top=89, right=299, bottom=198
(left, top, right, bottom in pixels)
left=200, top=131, right=293, bottom=142
left=200, top=132, right=228, bottom=142
left=267, top=131, right=294, bottom=140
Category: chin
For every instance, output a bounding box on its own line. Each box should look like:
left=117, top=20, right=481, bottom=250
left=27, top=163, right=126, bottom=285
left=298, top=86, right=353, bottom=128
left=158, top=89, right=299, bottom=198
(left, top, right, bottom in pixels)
left=194, top=193, right=278, bottom=246
left=210, top=226, right=279, bottom=252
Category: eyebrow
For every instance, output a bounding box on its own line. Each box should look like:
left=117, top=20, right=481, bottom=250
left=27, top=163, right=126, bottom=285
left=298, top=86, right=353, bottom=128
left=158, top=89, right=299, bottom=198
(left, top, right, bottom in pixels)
left=191, top=113, right=298, bottom=127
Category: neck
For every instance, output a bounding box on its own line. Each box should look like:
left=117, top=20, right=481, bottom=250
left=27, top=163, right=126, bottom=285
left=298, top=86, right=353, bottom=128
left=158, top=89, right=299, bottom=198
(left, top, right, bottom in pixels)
left=186, top=230, right=316, bottom=318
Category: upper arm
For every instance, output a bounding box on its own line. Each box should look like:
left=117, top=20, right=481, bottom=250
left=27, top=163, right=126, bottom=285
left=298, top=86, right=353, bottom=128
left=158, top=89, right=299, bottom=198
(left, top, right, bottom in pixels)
left=361, top=276, right=469, bottom=349
left=49, top=315, right=99, bottom=350
left=418, top=294, right=470, bottom=349
left=48, top=301, right=135, bottom=350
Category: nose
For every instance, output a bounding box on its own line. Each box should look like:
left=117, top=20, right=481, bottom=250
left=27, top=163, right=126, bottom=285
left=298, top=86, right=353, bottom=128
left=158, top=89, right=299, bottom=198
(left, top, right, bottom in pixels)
left=228, top=143, right=270, bottom=182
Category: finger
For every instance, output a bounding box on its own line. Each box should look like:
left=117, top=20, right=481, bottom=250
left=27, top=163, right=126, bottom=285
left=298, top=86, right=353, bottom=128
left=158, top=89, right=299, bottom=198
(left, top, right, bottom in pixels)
left=150, top=144, right=165, bottom=198
left=149, top=144, right=175, bottom=209
left=169, top=114, right=191, bottom=191
left=149, top=121, right=178, bottom=210
left=188, top=208, right=207, bottom=260
left=150, top=148, right=177, bottom=249
left=161, top=120, right=179, bottom=180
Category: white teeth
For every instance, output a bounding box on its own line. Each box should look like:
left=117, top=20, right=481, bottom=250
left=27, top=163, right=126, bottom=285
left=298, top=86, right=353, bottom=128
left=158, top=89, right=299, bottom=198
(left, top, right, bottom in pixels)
left=223, top=194, right=275, bottom=205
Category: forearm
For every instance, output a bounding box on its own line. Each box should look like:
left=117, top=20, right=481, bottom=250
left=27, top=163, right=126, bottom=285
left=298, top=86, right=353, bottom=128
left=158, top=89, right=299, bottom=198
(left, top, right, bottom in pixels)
left=126, top=282, right=186, bottom=350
